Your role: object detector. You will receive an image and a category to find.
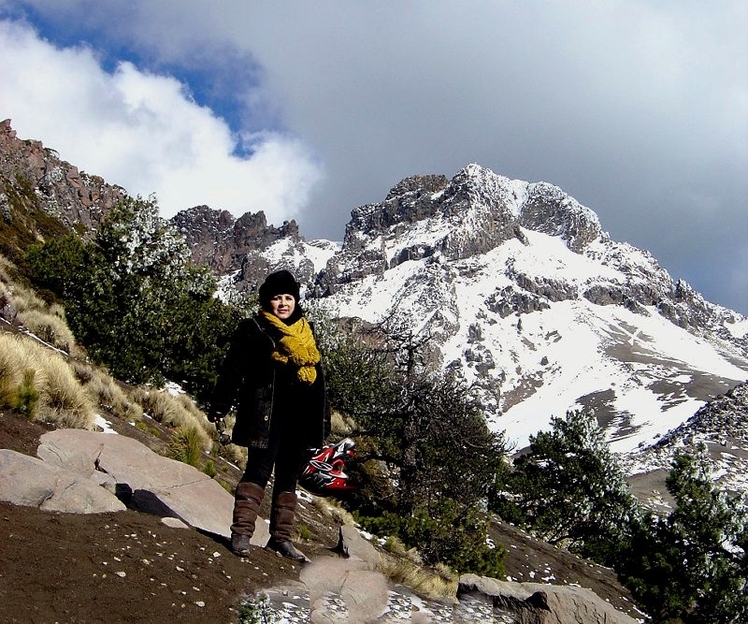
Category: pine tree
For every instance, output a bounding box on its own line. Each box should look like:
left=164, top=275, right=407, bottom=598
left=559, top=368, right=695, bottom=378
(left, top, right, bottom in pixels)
left=620, top=446, right=748, bottom=623
left=506, top=409, right=640, bottom=565
left=26, top=195, right=239, bottom=393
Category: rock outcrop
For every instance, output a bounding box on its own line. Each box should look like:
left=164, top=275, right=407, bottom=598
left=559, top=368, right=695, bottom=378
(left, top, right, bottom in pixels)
left=0, top=448, right=126, bottom=513
left=171, top=205, right=301, bottom=275
left=0, top=119, right=126, bottom=233
left=0, top=428, right=268, bottom=544
left=459, top=574, right=638, bottom=624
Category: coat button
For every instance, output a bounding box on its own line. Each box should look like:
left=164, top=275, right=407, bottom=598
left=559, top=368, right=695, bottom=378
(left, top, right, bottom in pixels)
left=264, top=415, right=269, bottom=421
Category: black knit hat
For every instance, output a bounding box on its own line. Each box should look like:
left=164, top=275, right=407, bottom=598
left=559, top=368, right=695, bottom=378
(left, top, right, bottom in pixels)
left=258, top=270, right=300, bottom=308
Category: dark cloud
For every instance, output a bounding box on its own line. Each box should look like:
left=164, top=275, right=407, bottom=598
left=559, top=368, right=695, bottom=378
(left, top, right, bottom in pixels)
left=2, top=0, right=746, bottom=313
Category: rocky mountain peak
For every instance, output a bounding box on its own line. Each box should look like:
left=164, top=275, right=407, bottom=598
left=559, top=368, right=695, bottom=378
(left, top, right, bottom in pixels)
left=384, top=173, right=450, bottom=201
left=0, top=119, right=126, bottom=233
left=171, top=205, right=300, bottom=275
left=340, top=165, right=605, bottom=284
left=521, top=181, right=603, bottom=253
left=313, top=165, right=748, bottom=458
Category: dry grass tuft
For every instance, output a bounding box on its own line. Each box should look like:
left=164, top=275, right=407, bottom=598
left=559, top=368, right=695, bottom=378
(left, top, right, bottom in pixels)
left=5, top=281, right=46, bottom=313
left=130, top=387, right=212, bottom=452
left=0, top=255, right=82, bottom=356
left=330, top=410, right=355, bottom=436
left=376, top=552, right=458, bottom=601
left=0, top=254, right=14, bottom=283
left=311, top=496, right=357, bottom=527
left=175, top=393, right=213, bottom=434
left=0, top=333, right=96, bottom=429
left=72, top=361, right=143, bottom=422
left=16, top=308, right=77, bottom=353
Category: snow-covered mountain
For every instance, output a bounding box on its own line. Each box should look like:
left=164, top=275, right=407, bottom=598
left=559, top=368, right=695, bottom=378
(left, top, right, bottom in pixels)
left=181, top=164, right=748, bottom=464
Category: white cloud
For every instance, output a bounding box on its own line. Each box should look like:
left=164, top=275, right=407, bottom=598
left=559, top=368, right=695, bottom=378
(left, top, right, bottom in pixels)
left=0, top=19, right=322, bottom=221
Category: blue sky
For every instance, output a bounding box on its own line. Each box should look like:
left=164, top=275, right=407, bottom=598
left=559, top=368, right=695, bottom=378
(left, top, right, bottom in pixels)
left=0, top=1, right=746, bottom=315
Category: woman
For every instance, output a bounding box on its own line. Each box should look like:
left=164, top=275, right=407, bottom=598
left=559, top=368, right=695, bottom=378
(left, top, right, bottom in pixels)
left=208, top=270, right=329, bottom=561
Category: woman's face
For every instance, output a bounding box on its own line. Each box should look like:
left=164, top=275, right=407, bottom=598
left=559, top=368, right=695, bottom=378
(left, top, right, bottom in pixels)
left=269, top=293, right=296, bottom=320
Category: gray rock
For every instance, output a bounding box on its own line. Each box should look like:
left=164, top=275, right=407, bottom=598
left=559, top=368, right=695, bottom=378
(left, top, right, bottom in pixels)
left=0, top=448, right=125, bottom=513
left=459, top=574, right=638, bottom=624
left=300, top=556, right=389, bottom=623
left=35, top=429, right=267, bottom=542
left=161, top=516, right=190, bottom=530
left=334, top=524, right=381, bottom=567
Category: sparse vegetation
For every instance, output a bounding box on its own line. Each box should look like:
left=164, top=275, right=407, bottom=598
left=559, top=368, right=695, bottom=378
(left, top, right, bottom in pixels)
left=0, top=332, right=96, bottom=428
left=237, top=592, right=275, bottom=624
left=0, top=251, right=215, bottom=466
left=135, top=419, right=161, bottom=437
left=168, top=425, right=205, bottom=467
left=16, top=308, right=76, bottom=353
left=129, top=387, right=213, bottom=450
left=297, top=523, right=312, bottom=540
left=202, top=459, right=217, bottom=478
left=376, top=553, right=458, bottom=601
left=25, top=195, right=241, bottom=394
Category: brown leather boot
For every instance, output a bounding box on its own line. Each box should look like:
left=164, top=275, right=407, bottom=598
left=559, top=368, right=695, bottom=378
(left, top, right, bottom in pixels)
left=230, top=481, right=265, bottom=556
left=267, top=491, right=309, bottom=563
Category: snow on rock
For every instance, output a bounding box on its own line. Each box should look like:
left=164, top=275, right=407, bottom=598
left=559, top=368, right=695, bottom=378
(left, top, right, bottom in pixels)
left=187, top=163, right=748, bottom=486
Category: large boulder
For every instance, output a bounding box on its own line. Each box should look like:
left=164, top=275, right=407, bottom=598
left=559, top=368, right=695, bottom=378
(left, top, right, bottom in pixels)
left=459, top=574, right=638, bottom=624
left=35, top=429, right=268, bottom=543
left=0, top=448, right=125, bottom=513
left=36, top=429, right=231, bottom=535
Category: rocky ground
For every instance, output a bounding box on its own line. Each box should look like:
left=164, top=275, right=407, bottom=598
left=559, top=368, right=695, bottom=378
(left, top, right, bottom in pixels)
left=0, top=408, right=644, bottom=623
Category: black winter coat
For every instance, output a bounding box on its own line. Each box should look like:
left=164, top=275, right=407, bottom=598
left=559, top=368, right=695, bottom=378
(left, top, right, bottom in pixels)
left=210, top=315, right=329, bottom=449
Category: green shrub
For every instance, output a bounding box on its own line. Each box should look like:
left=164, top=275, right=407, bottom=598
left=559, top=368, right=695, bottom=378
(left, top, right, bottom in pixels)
left=359, top=499, right=506, bottom=578
left=168, top=426, right=203, bottom=467
left=11, top=370, right=40, bottom=416
left=297, top=523, right=312, bottom=540
left=202, top=459, right=217, bottom=478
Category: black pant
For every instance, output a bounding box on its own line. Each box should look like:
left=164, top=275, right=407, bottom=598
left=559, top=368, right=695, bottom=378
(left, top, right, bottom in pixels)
left=240, top=402, right=308, bottom=499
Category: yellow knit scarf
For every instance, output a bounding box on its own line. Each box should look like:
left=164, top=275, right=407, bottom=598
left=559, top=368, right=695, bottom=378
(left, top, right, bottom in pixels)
left=260, top=310, right=321, bottom=385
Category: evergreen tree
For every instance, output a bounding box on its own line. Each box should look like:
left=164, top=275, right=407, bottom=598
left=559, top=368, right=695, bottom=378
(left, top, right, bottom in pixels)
left=505, top=409, right=640, bottom=565
left=619, top=446, right=748, bottom=623
left=26, top=195, right=239, bottom=394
